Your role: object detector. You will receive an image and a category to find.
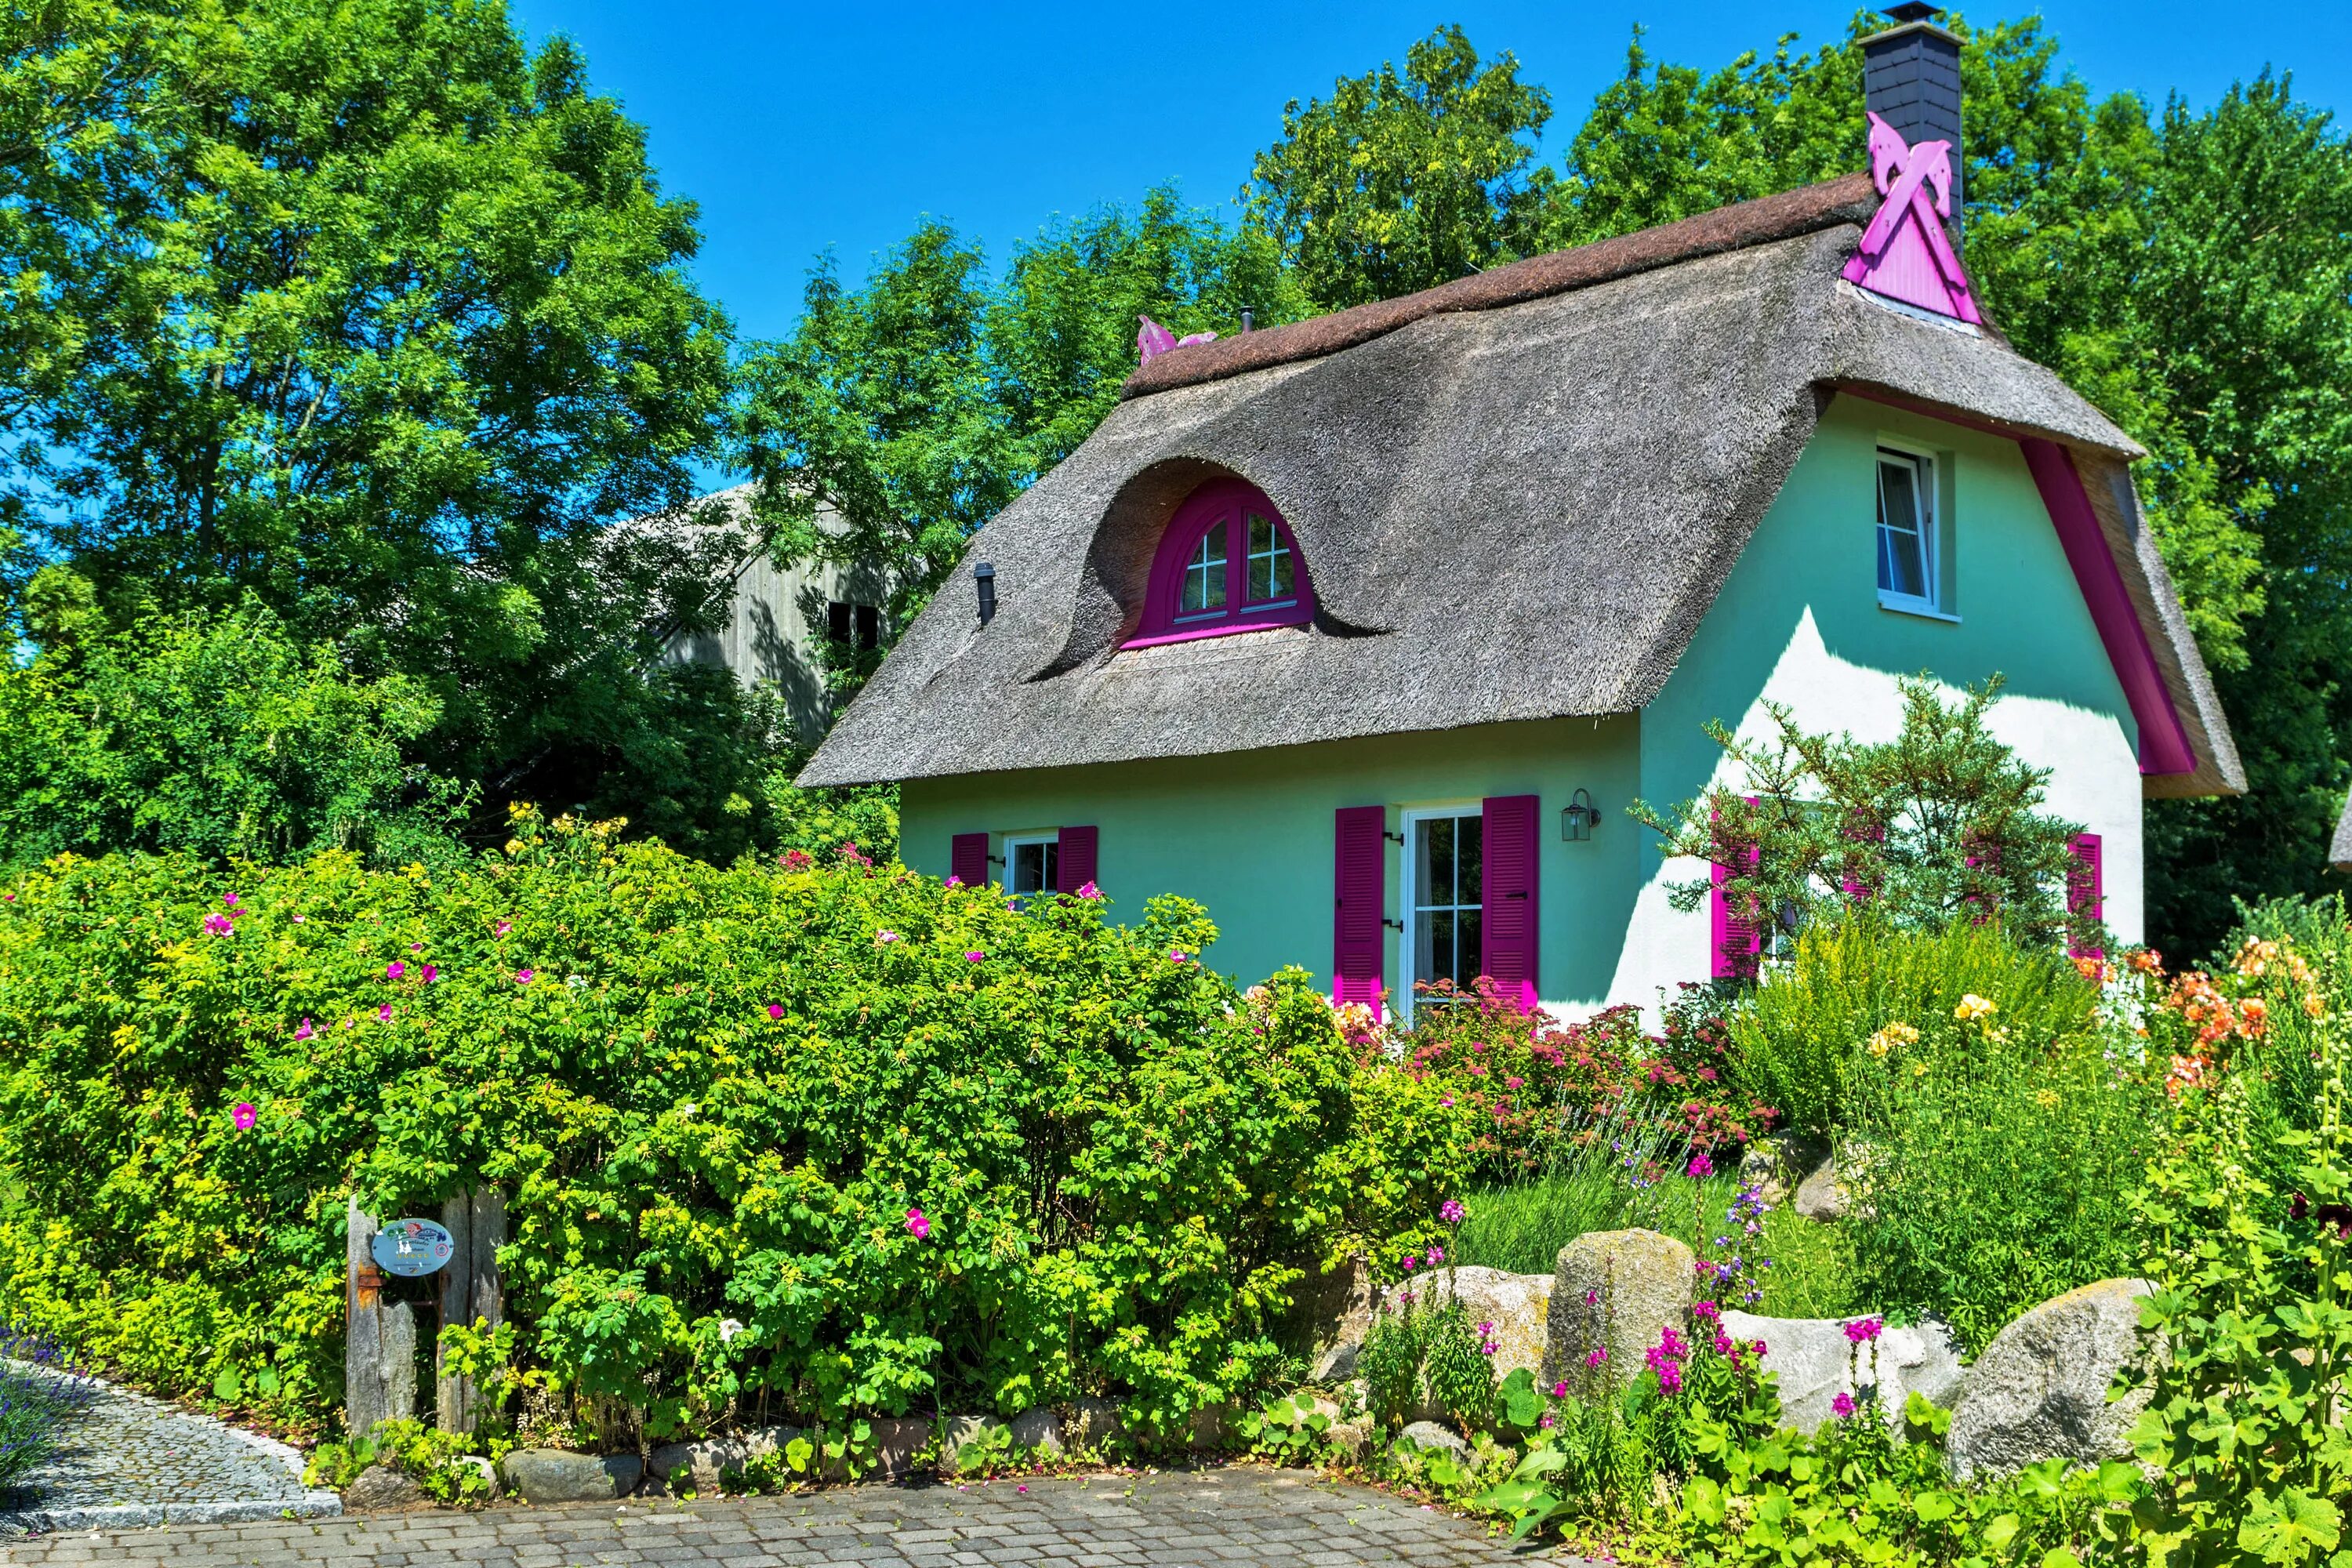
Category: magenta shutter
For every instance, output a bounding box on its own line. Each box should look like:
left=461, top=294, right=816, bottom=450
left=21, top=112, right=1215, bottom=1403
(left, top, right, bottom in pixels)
left=1333, top=806, right=1387, bottom=1011
left=949, top=833, right=988, bottom=889
left=1710, top=800, right=1762, bottom=981
left=1479, top=794, right=1540, bottom=1011
left=2067, top=833, right=2104, bottom=960
left=1056, top=826, right=1098, bottom=894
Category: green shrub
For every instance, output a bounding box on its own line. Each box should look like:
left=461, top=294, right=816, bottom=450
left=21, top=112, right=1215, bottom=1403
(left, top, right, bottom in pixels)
left=1841, top=982, right=2164, bottom=1354
left=1726, top=914, right=2101, bottom=1137
left=0, top=815, right=1458, bottom=1439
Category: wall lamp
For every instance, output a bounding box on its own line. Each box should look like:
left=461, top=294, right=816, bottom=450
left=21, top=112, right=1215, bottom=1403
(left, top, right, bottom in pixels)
left=1560, top=789, right=1601, bottom=842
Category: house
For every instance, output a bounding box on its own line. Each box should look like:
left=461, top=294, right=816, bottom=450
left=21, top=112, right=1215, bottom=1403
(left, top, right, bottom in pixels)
left=799, top=7, right=2242, bottom=1019
left=645, top=484, right=889, bottom=745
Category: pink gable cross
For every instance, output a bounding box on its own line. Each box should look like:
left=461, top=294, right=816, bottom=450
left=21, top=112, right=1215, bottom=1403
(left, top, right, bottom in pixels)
left=1136, top=314, right=1218, bottom=365
left=1840, top=112, right=1981, bottom=325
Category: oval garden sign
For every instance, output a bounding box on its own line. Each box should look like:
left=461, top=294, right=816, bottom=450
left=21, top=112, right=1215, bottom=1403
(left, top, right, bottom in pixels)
left=370, top=1218, right=456, bottom=1278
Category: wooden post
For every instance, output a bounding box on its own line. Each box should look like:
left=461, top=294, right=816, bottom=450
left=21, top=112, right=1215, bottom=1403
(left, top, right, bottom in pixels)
left=345, top=1197, right=416, bottom=1438
left=436, top=1187, right=504, bottom=1432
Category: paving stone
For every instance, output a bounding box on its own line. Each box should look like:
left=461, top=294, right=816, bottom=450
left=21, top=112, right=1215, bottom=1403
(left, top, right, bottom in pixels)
left=0, top=1472, right=1553, bottom=1565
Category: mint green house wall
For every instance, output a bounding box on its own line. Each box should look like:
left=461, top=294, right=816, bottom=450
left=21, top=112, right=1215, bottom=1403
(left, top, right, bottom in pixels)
left=1621, top=392, right=2143, bottom=1006
left=902, top=717, right=1642, bottom=1009
left=904, top=392, right=2143, bottom=1016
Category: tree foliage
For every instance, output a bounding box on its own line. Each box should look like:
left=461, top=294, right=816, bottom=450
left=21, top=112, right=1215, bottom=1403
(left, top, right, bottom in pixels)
left=1244, top=24, right=1553, bottom=310
left=1633, top=677, right=2093, bottom=956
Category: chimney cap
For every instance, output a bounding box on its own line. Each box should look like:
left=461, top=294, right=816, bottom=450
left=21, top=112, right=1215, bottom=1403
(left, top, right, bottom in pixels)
left=1881, top=1, right=1941, bottom=19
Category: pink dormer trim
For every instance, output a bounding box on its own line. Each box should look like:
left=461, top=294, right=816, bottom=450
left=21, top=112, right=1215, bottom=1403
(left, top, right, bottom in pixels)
left=1840, top=112, right=1981, bottom=325
left=1128, top=477, right=1316, bottom=646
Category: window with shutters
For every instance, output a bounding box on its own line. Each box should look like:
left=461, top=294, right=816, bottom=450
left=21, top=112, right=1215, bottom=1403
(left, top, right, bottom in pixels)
left=1128, top=478, right=1316, bottom=646
left=1401, top=808, right=1483, bottom=1023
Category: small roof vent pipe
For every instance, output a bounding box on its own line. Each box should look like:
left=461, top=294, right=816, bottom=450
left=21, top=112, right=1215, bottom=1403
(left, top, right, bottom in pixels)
left=1240, top=308, right=1254, bottom=333
left=974, top=561, right=996, bottom=626
left=1861, top=2, right=1965, bottom=233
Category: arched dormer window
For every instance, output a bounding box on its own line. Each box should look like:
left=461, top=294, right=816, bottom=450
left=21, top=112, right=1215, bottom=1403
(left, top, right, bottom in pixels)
left=1127, top=478, right=1316, bottom=647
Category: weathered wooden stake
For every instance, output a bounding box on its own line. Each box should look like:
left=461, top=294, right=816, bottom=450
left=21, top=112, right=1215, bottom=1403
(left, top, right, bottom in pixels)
left=435, top=1187, right=505, bottom=1432
left=345, top=1197, right=416, bottom=1437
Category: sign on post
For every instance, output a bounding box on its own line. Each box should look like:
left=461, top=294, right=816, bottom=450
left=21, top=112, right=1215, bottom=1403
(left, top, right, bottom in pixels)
left=369, top=1218, right=456, bottom=1278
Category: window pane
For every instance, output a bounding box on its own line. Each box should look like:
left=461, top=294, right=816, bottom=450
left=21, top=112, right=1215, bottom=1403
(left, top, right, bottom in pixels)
left=1183, top=521, right=1229, bottom=615
left=1877, top=457, right=1930, bottom=601
left=1455, top=908, right=1482, bottom=988
left=1419, top=817, right=1454, bottom=903
left=1245, top=513, right=1294, bottom=604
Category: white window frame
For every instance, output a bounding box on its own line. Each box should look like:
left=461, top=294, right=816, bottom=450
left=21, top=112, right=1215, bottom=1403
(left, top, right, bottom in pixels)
left=1003, top=833, right=1059, bottom=907
left=1875, top=441, right=1955, bottom=621
left=1244, top=511, right=1297, bottom=608
left=1396, top=804, right=1484, bottom=1028
left=1178, top=522, right=1229, bottom=621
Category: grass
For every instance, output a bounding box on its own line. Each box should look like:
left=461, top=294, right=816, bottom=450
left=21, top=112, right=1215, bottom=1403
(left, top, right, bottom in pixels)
left=1450, top=1166, right=1858, bottom=1320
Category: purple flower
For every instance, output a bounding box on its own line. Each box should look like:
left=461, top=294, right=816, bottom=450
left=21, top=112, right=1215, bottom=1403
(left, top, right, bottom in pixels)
left=1537, top=1413, right=1555, bottom=1429
left=422, top=964, right=437, bottom=983
left=905, top=1207, right=931, bottom=1240
left=767, top=1004, right=785, bottom=1020
left=1552, top=1380, right=1571, bottom=1396
left=874, top=929, right=902, bottom=945
left=293, top=1018, right=314, bottom=1041
left=203, top=913, right=234, bottom=935
left=1439, top=1199, right=1466, bottom=1225
left=1401, top=1253, right=1417, bottom=1272
left=1428, top=1246, right=1444, bottom=1266
left=231, top=1102, right=256, bottom=1131
left=514, top=968, right=534, bottom=985
left=1075, top=881, right=1101, bottom=899
left=1584, top=1346, right=1607, bottom=1370
left=1692, top=1300, right=1720, bottom=1321
left=1687, top=1152, right=1714, bottom=1179
left=964, top=951, right=985, bottom=964
left=1832, top=1392, right=1857, bottom=1420
left=1842, top=1316, right=1883, bottom=1345
left=387, top=960, right=405, bottom=980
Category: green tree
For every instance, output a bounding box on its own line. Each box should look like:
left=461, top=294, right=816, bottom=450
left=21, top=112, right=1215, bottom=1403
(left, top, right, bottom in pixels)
left=0, top=0, right=746, bottom=840
left=0, top=569, right=459, bottom=864
left=1244, top=24, right=1553, bottom=309
left=1632, top=677, right=2094, bottom=958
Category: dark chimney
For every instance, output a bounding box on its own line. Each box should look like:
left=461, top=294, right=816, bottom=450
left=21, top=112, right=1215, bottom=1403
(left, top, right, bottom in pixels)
left=974, top=561, right=996, bottom=626
left=1862, top=3, right=1963, bottom=217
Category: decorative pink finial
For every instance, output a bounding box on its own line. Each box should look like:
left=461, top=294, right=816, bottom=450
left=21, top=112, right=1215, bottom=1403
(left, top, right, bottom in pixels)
left=1136, top=315, right=1220, bottom=365
left=1841, top=111, right=1980, bottom=325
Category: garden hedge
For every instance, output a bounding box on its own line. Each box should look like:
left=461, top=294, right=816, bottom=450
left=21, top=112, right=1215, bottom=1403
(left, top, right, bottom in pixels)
left=0, top=811, right=1474, bottom=1438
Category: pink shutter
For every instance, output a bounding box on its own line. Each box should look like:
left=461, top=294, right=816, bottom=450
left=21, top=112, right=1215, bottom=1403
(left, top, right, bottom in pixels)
left=1840, top=814, right=1886, bottom=902
left=1711, top=799, right=1762, bottom=982
left=1479, top=795, right=1540, bottom=1011
left=2067, top=833, right=2104, bottom=960
left=1056, top=825, right=1098, bottom=894
left=1333, top=806, right=1386, bottom=1011
left=949, top=833, right=988, bottom=889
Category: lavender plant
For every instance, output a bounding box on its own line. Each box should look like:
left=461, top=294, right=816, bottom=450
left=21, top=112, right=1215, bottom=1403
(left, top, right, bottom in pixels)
left=0, top=1328, right=94, bottom=1490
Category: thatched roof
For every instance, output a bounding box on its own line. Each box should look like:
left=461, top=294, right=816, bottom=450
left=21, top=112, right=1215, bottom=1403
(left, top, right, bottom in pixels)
left=800, top=178, right=2241, bottom=796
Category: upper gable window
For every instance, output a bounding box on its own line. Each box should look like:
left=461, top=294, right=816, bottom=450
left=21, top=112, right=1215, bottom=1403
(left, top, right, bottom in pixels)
left=1876, top=445, right=1953, bottom=619
left=1130, top=478, right=1316, bottom=646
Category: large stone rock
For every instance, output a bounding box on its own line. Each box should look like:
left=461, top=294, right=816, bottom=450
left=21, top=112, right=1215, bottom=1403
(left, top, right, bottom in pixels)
left=1396, top=1420, right=1471, bottom=1460
left=1385, top=1265, right=1553, bottom=1385
left=340, top=1463, right=422, bottom=1510
left=1287, top=1254, right=1377, bottom=1381
left=1009, top=1406, right=1063, bottom=1456
left=1949, top=1278, right=2158, bottom=1479
left=1544, top=1229, right=1694, bottom=1392
left=498, top=1448, right=643, bottom=1504
left=1060, top=1396, right=1127, bottom=1455
left=827, top=1415, right=931, bottom=1481
left=1740, top=1134, right=1828, bottom=1209
left=1794, top=1158, right=1851, bottom=1222
left=1188, top=1402, right=1241, bottom=1451
left=940, top=1415, right=1006, bottom=1476
left=1720, top=1311, right=1964, bottom=1432
left=647, top=1425, right=807, bottom=1494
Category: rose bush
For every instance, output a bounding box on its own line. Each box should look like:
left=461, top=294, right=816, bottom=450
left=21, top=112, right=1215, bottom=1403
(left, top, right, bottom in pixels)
left=0, top=810, right=1458, bottom=1439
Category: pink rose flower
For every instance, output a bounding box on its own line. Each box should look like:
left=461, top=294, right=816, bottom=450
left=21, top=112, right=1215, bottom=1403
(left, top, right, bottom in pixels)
left=231, top=1103, right=256, bottom=1131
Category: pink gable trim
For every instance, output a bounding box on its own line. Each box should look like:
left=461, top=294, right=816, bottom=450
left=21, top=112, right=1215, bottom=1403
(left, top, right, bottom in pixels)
left=2017, top=439, right=2198, bottom=777
left=1129, top=477, right=1316, bottom=647
left=1839, top=113, right=1981, bottom=325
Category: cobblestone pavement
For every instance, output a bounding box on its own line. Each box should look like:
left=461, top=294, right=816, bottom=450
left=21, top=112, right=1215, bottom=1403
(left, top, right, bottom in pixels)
left=0, top=1368, right=338, bottom=1532
left=0, top=1468, right=1556, bottom=1566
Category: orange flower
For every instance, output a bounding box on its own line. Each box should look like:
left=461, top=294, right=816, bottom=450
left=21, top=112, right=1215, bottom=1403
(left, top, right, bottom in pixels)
left=2127, top=948, right=2165, bottom=975
left=2305, top=993, right=2327, bottom=1020
left=2072, top=956, right=2108, bottom=983
left=2240, top=996, right=2269, bottom=1036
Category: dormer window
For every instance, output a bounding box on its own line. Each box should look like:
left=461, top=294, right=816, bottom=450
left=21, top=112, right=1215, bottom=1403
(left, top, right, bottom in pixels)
left=1130, top=478, right=1316, bottom=646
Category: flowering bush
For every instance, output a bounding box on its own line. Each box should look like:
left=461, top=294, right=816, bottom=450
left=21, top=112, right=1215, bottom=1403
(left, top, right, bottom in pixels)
left=1391, top=978, right=1776, bottom=1177
left=0, top=811, right=1459, bottom=1439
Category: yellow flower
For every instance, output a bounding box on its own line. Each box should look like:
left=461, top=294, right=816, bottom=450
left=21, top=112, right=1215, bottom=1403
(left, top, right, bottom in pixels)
left=1913, top=1062, right=1931, bottom=1077
left=1954, top=994, right=1997, bottom=1022
left=1866, top=1033, right=1892, bottom=1058
left=2034, top=1088, right=2060, bottom=1109
left=1864, top=1021, right=1917, bottom=1058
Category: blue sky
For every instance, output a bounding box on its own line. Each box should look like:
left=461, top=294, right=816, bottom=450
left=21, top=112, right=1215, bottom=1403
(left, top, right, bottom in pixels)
left=511, top=2, right=2351, bottom=347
